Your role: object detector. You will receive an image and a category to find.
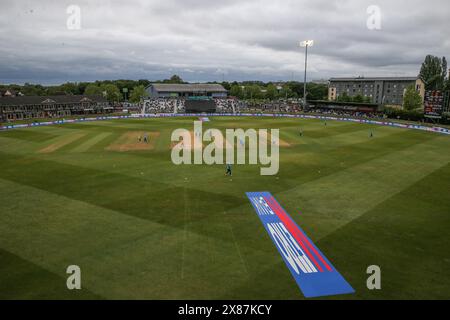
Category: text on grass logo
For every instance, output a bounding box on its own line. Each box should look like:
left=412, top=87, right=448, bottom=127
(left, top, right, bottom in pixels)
left=246, top=192, right=355, bottom=298
left=171, top=121, right=279, bottom=175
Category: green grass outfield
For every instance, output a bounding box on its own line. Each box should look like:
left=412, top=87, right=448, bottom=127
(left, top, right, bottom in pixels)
left=0, top=116, right=449, bottom=300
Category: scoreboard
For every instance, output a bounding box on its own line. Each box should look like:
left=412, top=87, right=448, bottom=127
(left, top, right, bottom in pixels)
left=185, top=99, right=216, bottom=113
left=424, top=90, right=444, bottom=119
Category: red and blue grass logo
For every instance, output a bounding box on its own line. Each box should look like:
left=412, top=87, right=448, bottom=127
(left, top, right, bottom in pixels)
left=246, top=192, right=354, bottom=298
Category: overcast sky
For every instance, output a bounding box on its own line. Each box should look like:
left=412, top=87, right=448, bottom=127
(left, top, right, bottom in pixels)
left=0, top=0, right=449, bottom=84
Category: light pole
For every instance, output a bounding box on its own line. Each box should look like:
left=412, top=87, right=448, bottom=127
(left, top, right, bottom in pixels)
left=300, top=40, right=314, bottom=107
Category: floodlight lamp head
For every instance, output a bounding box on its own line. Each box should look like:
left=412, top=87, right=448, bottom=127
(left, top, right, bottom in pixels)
left=300, top=40, right=314, bottom=47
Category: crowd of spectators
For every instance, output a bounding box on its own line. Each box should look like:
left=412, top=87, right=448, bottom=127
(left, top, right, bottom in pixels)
left=142, top=99, right=185, bottom=113
left=240, top=102, right=382, bottom=119
left=302, top=108, right=382, bottom=119
left=215, top=99, right=246, bottom=113
left=140, top=98, right=384, bottom=120
left=142, top=98, right=244, bottom=114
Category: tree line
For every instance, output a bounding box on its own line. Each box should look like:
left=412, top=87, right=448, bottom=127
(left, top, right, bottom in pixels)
left=0, top=80, right=150, bottom=103
left=0, top=75, right=328, bottom=103
left=2, top=54, right=447, bottom=106
left=226, top=81, right=327, bottom=101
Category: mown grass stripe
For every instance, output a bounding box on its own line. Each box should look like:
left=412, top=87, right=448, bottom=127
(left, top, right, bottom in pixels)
left=70, top=132, right=112, bottom=153
left=0, top=247, right=102, bottom=300
left=316, top=163, right=450, bottom=299
left=0, top=177, right=261, bottom=299
left=37, top=132, right=86, bottom=154
left=275, top=135, right=450, bottom=242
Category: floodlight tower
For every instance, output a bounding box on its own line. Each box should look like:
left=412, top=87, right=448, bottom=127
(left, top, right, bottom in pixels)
left=300, top=40, right=314, bottom=106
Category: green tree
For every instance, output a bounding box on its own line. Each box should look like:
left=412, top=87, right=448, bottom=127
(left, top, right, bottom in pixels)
left=353, top=94, right=364, bottom=103
left=279, top=85, right=294, bottom=99
left=84, top=84, right=103, bottom=96
left=286, top=82, right=327, bottom=100
left=229, top=84, right=243, bottom=98
left=337, top=92, right=352, bottom=102
left=137, top=79, right=150, bottom=88
left=21, top=83, right=46, bottom=96
left=221, top=81, right=231, bottom=91
left=403, top=85, right=423, bottom=111
left=165, top=75, right=184, bottom=84
left=129, top=85, right=149, bottom=103
left=101, top=84, right=121, bottom=102
left=46, top=86, right=66, bottom=96
left=419, top=55, right=446, bottom=90
left=248, top=85, right=262, bottom=100
left=306, top=83, right=328, bottom=100
left=442, top=57, right=447, bottom=84
left=441, top=57, right=450, bottom=91
left=78, top=82, right=90, bottom=95
left=287, top=82, right=304, bottom=98
left=265, top=84, right=278, bottom=100
left=60, top=82, right=81, bottom=95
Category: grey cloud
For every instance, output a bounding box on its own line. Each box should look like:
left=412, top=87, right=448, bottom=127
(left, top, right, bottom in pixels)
left=0, top=0, right=448, bottom=84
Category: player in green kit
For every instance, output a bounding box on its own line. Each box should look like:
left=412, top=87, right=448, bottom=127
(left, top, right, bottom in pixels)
left=225, top=163, right=232, bottom=176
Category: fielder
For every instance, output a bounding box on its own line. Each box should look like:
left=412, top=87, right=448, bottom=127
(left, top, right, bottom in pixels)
left=225, top=163, right=232, bottom=176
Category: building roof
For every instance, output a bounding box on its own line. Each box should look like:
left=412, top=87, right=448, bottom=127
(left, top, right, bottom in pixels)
left=148, top=83, right=227, bottom=93
left=0, top=89, right=17, bottom=96
left=0, top=95, right=107, bottom=106
left=329, top=77, right=419, bottom=82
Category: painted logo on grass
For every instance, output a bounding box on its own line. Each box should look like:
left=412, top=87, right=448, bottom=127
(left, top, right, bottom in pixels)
left=171, top=121, right=279, bottom=175
left=246, top=192, right=354, bottom=298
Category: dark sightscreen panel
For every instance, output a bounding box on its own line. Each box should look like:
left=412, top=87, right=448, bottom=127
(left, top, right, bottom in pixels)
left=185, top=100, right=216, bottom=113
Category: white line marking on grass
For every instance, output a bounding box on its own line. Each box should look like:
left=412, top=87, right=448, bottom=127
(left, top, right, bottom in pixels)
left=181, top=186, right=188, bottom=280
left=227, top=218, right=249, bottom=277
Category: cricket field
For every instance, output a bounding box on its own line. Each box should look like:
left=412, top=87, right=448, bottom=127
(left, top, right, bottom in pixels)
left=0, top=116, right=449, bottom=299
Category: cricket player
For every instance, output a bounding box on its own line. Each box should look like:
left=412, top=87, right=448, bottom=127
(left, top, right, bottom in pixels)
left=225, top=163, right=232, bottom=176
